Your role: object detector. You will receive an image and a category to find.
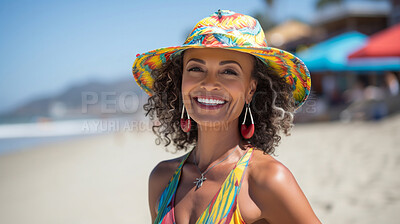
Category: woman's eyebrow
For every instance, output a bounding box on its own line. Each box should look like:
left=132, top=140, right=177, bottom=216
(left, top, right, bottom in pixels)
left=187, top=58, right=242, bottom=70
left=187, top=58, right=205, bottom=64
left=219, top=60, right=242, bottom=69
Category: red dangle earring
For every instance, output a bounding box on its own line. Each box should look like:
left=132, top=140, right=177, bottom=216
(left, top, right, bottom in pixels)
left=180, top=103, right=191, bottom=132
left=241, top=102, right=255, bottom=139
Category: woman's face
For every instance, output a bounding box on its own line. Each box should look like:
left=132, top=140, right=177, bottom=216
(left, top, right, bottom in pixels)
left=182, top=48, right=257, bottom=127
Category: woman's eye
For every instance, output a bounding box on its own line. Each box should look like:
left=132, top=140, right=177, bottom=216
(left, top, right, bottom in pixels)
left=222, top=69, right=238, bottom=75
left=187, top=67, right=203, bottom=72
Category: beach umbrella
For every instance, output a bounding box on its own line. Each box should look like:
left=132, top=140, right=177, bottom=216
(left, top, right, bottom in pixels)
left=349, top=23, right=400, bottom=58
left=347, top=24, right=400, bottom=71
left=296, top=32, right=368, bottom=72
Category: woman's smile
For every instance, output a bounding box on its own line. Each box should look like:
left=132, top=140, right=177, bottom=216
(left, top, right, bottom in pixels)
left=193, top=96, right=228, bottom=109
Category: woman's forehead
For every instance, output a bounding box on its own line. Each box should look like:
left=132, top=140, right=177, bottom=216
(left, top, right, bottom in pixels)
left=183, top=48, right=254, bottom=65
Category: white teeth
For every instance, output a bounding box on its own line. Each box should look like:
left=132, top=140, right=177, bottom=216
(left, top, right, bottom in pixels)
left=196, top=97, right=225, bottom=105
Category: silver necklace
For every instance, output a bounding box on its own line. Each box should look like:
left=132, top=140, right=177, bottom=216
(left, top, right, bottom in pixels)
left=192, top=145, right=239, bottom=189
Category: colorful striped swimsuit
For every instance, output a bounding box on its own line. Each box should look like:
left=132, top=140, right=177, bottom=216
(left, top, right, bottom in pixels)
left=154, top=147, right=254, bottom=224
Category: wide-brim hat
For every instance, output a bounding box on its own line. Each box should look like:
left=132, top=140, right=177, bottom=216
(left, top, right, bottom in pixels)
left=132, top=10, right=311, bottom=109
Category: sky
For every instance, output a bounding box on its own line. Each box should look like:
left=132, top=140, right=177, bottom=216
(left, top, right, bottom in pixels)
left=0, top=0, right=317, bottom=114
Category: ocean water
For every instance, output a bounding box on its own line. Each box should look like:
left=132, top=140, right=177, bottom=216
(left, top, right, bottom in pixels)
left=0, top=135, right=93, bottom=155
left=0, top=118, right=141, bottom=156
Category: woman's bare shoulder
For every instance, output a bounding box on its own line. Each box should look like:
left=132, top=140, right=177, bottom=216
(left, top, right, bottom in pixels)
left=149, top=154, right=187, bottom=183
left=247, top=148, right=321, bottom=223
left=148, top=153, right=189, bottom=221
left=248, top=149, right=292, bottom=188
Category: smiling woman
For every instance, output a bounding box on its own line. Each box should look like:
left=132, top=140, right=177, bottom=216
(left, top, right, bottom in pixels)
left=132, top=10, right=320, bottom=224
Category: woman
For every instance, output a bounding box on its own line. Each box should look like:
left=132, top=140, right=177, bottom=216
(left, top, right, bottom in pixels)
left=132, top=10, right=321, bottom=224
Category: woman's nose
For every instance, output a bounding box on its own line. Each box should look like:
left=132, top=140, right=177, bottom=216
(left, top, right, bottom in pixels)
left=200, top=71, right=220, bottom=90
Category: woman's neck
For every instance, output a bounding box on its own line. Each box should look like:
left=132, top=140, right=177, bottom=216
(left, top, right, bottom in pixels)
left=194, top=118, right=246, bottom=170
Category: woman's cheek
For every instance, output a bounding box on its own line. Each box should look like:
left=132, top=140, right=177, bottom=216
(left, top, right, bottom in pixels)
left=223, top=82, right=246, bottom=97
left=182, top=74, right=201, bottom=91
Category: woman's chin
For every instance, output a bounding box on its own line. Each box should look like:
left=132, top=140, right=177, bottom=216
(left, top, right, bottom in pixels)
left=192, top=117, right=233, bottom=130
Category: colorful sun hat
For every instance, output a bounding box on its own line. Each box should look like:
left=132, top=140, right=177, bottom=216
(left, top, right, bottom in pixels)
left=132, top=10, right=311, bottom=109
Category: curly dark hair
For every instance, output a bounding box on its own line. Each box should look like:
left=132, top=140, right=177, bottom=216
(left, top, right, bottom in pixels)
left=143, top=51, right=295, bottom=155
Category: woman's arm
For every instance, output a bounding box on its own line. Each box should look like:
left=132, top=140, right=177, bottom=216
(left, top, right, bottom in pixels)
left=249, top=158, right=322, bottom=224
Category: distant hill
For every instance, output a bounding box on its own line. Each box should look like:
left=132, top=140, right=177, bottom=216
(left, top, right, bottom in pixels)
left=0, top=77, right=149, bottom=124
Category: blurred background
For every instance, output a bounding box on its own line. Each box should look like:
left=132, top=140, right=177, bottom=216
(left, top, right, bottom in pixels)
left=0, top=0, right=399, bottom=223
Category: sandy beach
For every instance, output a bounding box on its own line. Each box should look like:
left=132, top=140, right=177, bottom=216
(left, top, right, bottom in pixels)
left=0, top=114, right=399, bottom=224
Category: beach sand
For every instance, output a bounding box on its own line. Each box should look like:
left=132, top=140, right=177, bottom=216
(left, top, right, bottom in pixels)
left=0, top=114, right=399, bottom=224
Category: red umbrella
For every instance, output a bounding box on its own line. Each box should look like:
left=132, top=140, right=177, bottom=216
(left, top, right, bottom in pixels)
left=349, top=23, right=400, bottom=58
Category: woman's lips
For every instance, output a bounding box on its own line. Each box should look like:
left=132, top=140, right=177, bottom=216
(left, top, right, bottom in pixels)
left=193, top=97, right=228, bottom=110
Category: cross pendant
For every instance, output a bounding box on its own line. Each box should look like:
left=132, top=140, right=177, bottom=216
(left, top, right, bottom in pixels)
left=194, top=174, right=207, bottom=189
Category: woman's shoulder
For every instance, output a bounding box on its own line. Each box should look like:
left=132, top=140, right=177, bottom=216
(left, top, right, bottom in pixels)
left=148, top=153, right=189, bottom=219
left=247, top=148, right=321, bottom=223
left=248, top=148, right=294, bottom=189
left=149, top=153, right=188, bottom=186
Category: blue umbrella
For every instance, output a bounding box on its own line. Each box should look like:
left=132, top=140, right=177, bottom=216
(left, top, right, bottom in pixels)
left=296, top=32, right=367, bottom=72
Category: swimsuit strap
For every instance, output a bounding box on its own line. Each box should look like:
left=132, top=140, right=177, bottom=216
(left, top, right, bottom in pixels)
left=154, top=150, right=192, bottom=224
left=196, top=147, right=254, bottom=224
